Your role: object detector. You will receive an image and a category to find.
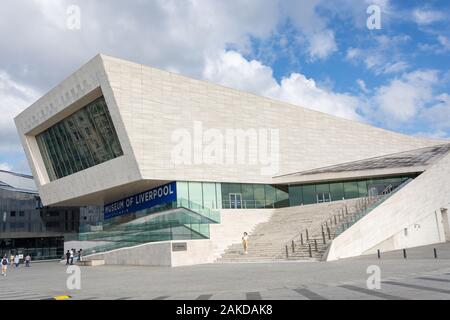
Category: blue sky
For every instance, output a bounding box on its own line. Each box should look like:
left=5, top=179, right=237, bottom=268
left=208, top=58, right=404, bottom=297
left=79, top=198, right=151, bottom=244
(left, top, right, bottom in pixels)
left=0, top=0, right=449, bottom=174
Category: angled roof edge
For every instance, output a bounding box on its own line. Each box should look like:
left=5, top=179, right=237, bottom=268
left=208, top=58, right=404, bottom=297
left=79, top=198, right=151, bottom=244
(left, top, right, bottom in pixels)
left=99, top=53, right=445, bottom=147
left=274, top=143, right=450, bottom=182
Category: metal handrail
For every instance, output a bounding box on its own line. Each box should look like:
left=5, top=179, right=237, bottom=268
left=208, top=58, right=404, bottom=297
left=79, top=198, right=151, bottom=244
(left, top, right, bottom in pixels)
left=334, top=179, right=413, bottom=237
left=278, top=198, right=368, bottom=258
left=279, top=179, right=414, bottom=258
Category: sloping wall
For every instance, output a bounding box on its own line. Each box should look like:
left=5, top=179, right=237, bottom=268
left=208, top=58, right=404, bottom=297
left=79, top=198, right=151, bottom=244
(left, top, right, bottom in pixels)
left=326, top=152, right=450, bottom=261
left=101, top=54, right=442, bottom=183
left=15, top=53, right=444, bottom=206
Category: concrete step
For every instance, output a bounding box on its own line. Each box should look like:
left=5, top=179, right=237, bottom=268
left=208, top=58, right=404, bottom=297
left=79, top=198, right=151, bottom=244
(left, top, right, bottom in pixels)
left=216, top=199, right=361, bottom=263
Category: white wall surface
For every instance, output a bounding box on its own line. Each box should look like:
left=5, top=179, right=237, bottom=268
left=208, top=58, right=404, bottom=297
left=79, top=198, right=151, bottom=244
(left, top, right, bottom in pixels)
left=83, top=240, right=214, bottom=267
left=15, top=54, right=443, bottom=206
left=327, top=151, right=450, bottom=261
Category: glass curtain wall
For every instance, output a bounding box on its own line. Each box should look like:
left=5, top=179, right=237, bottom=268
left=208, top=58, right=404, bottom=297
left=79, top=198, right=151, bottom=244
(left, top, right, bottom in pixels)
left=289, top=175, right=414, bottom=206
left=221, top=183, right=289, bottom=209
left=173, top=175, right=416, bottom=210
left=36, top=96, right=123, bottom=181
left=176, top=182, right=222, bottom=210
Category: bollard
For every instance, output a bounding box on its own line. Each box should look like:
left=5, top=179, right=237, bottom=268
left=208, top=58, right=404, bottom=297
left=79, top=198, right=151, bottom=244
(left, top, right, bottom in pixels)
left=377, top=249, right=381, bottom=259
left=322, top=231, right=326, bottom=244
left=403, top=249, right=407, bottom=259
left=285, top=245, right=289, bottom=258
left=314, top=239, right=318, bottom=252
left=308, top=244, right=312, bottom=258
left=306, top=228, right=309, bottom=241
left=434, top=248, right=438, bottom=259
left=292, top=240, right=295, bottom=253
left=327, top=227, right=331, bottom=240
left=334, top=215, right=337, bottom=225
left=300, top=233, right=304, bottom=246
left=321, top=225, right=324, bottom=234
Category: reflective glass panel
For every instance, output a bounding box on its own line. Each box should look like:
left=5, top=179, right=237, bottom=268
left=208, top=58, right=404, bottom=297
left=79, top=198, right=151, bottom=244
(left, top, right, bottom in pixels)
left=343, top=182, right=359, bottom=199
left=36, top=96, right=123, bottom=181
left=302, top=185, right=316, bottom=205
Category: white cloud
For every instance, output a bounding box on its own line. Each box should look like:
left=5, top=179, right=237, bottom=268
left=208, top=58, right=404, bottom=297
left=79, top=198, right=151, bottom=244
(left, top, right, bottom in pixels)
left=357, top=79, right=369, bottom=93
left=421, top=94, right=450, bottom=130
left=346, top=48, right=362, bottom=60
left=438, top=35, right=450, bottom=51
left=0, top=163, right=12, bottom=171
left=373, top=70, right=438, bottom=124
left=419, top=35, right=450, bottom=55
left=282, top=1, right=338, bottom=60
left=346, top=35, right=410, bottom=75
left=0, top=70, right=40, bottom=153
left=412, top=8, right=446, bottom=26
left=307, top=30, right=338, bottom=60
left=204, top=51, right=361, bottom=120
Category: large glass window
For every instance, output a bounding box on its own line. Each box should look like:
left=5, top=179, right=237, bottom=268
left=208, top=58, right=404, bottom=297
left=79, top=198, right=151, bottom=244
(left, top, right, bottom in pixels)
left=343, top=181, right=359, bottom=199
left=330, top=182, right=344, bottom=201
left=242, top=184, right=255, bottom=209
left=289, top=185, right=303, bottom=206
left=302, top=185, right=317, bottom=205
left=187, top=182, right=203, bottom=209
left=253, top=184, right=266, bottom=208
left=274, top=185, right=289, bottom=208
left=357, top=181, right=368, bottom=197
left=264, top=185, right=277, bottom=208
left=202, top=183, right=218, bottom=209
left=36, top=96, right=123, bottom=181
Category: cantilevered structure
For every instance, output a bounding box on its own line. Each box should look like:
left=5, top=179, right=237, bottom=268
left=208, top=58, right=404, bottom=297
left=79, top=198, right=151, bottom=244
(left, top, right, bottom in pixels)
left=14, top=54, right=450, bottom=265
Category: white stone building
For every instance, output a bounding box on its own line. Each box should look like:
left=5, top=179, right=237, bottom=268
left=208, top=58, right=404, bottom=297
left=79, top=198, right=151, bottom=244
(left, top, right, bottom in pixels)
left=14, top=54, right=450, bottom=266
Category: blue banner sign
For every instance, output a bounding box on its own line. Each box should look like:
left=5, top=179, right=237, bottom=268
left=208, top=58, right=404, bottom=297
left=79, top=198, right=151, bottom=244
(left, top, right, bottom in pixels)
left=104, top=182, right=177, bottom=220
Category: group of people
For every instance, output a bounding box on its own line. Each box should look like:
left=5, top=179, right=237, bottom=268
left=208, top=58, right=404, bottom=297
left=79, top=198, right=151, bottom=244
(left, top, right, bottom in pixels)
left=65, top=248, right=83, bottom=265
left=1, top=253, right=31, bottom=277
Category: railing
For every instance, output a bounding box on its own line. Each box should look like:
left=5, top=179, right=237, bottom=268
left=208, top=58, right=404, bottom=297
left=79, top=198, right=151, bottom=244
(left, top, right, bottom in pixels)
left=334, top=179, right=413, bottom=237
left=76, top=197, right=220, bottom=234
left=71, top=198, right=221, bottom=257
left=280, top=198, right=368, bottom=259
left=280, top=179, right=414, bottom=259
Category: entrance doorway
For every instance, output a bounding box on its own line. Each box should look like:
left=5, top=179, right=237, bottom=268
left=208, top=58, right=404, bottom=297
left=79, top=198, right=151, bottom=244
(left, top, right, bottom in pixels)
left=229, top=194, right=243, bottom=209
left=317, top=192, right=331, bottom=204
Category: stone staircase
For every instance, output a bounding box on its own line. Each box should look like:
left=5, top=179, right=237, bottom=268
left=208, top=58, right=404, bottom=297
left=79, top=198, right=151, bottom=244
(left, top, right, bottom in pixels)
left=215, top=199, right=360, bottom=263
left=209, top=209, right=275, bottom=261
left=286, top=186, right=407, bottom=261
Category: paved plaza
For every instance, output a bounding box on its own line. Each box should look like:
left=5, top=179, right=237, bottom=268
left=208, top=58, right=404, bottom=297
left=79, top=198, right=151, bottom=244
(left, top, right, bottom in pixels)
left=1, top=243, right=450, bottom=300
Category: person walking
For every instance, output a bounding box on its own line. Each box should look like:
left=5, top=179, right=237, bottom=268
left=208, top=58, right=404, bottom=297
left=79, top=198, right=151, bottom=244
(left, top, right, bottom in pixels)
left=70, top=249, right=74, bottom=265
left=242, top=232, right=249, bottom=255
left=77, top=249, right=83, bottom=263
left=65, top=250, right=71, bottom=265
left=9, top=254, right=14, bottom=267
left=25, top=255, right=31, bottom=267
left=1, top=256, right=8, bottom=277
left=13, top=254, right=20, bottom=268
